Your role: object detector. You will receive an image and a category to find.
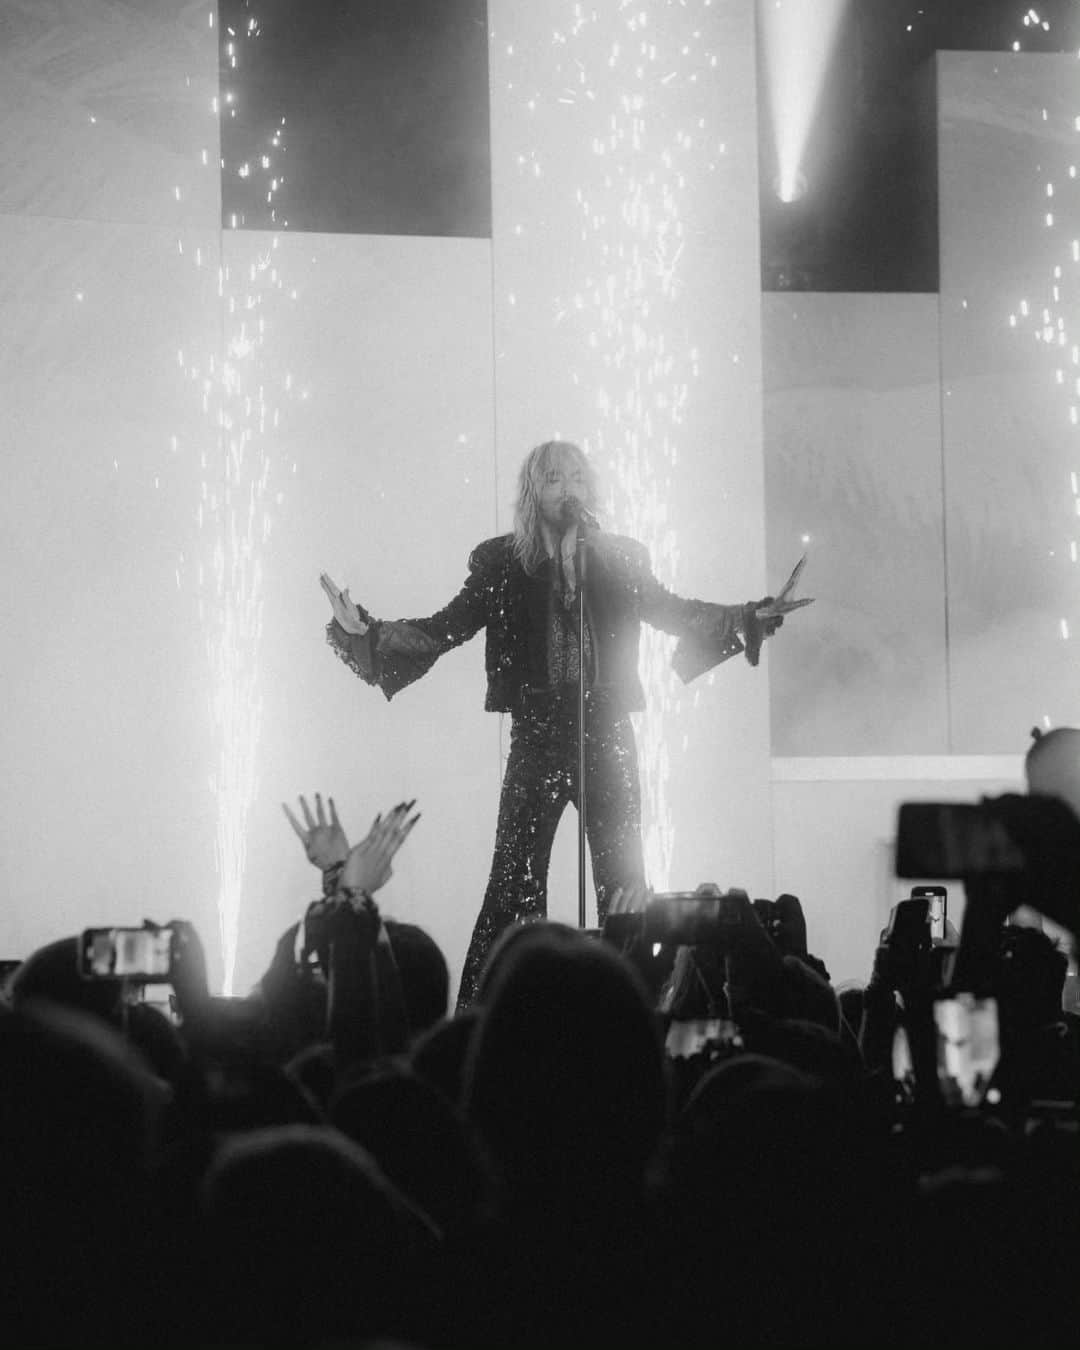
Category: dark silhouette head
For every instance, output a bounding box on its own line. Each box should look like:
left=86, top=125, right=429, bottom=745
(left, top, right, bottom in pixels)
left=464, top=928, right=664, bottom=1212
left=384, top=918, right=450, bottom=1034
left=998, top=923, right=1068, bottom=1029
left=472, top=917, right=580, bottom=1006
left=0, top=1001, right=164, bottom=1338
left=331, top=1063, right=482, bottom=1233
left=410, top=1006, right=481, bottom=1107
left=200, top=1124, right=433, bottom=1345
left=8, top=936, right=123, bottom=1024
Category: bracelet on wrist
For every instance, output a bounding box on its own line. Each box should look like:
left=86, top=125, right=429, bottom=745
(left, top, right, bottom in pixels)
left=322, top=861, right=346, bottom=898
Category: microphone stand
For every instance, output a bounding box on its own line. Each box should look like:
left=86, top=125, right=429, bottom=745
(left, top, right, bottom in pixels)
left=575, top=518, right=588, bottom=930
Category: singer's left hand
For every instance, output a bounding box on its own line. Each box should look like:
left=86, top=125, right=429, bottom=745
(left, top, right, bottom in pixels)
left=755, top=596, right=813, bottom=622
left=756, top=555, right=814, bottom=623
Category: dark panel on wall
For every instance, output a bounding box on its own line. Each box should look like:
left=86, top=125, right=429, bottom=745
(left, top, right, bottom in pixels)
left=218, top=0, right=491, bottom=237
left=758, top=0, right=1080, bottom=292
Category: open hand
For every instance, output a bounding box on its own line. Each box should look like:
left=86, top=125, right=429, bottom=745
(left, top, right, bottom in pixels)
left=282, top=792, right=349, bottom=870
left=320, top=572, right=369, bottom=635
left=340, top=800, right=421, bottom=896
left=603, top=879, right=652, bottom=944
left=756, top=554, right=814, bottom=625
left=607, top=879, right=652, bottom=917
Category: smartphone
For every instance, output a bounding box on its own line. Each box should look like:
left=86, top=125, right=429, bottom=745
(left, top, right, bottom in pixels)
left=934, top=994, right=1000, bottom=1107
left=911, top=885, right=947, bottom=942
left=885, top=895, right=930, bottom=950
left=752, top=898, right=783, bottom=943
left=78, top=927, right=174, bottom=981
left=643, top=892, right=744, bottom=945
left=896, top=803, right=1025, bottom=878
left=643, top=893, right=721, bottom=944
left=664, top=1017, right=743, bottom=1060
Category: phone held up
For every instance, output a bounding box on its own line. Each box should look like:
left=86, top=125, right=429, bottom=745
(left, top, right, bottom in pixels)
left=892, top=993, right=1001, bottom=1109
left=603, top=891, right=744, bottom=946
left=895, top=802, right=1025, bottom=879
left=78, top=926, right=175, bottom=982
left=910, top=885, right=947, bottom=942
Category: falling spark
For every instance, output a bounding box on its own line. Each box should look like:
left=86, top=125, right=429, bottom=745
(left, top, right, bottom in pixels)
left=167, top=6, right=305, bottom=992
left=510, top=7, right=732, bottom=887
left=1011, top=95, right=1080, bottom=665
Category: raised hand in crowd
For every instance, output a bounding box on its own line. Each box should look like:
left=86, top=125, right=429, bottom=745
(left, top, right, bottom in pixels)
left=870, top=897, right=935, bottom=1005
left=657, top=886, right=785, bottom=1022
left=754, top=892, right=809, bottom=960
left=602, top=879, right=652, bottom=950
left=861, top=897, right=939, bottom=1096
left=282, top=792, right=350, bottom=871
left=325, top=891, right=410, bottom=1070
left=339, top=801, right=421, bottom=898
left=606, top=879, right=652, bottom=917
left=160, top=916, right=209, bottom=1015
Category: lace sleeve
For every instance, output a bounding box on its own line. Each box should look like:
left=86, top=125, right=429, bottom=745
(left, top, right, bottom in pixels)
left=323, top=538, right=504, bottom=700
left=325, top=620, right=378, bottom=684
left=325, top=616, right=454, bottom=700
left=670, top=602, right=748, bottom=683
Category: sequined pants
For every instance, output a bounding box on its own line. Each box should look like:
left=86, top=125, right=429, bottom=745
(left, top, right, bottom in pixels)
left=456, top=690, right=646, bottom=1008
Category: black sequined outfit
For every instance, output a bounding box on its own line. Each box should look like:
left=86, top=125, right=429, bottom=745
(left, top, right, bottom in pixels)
left=456, top=685, right=644, bottom=1005
left=326, top=531, right=768, bottom=1008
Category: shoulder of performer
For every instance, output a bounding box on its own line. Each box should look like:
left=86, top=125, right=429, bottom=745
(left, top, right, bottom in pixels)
left=592, top=531, right=651, bottom=571
left=467, top=533, right=515, bottom=574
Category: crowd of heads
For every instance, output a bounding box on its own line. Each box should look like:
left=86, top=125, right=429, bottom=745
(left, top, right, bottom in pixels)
left=3, top=730, right=1080, bottom=1347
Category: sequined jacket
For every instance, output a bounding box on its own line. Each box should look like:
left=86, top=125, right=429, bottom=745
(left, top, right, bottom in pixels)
left=326, top=532, right=765, bottom=715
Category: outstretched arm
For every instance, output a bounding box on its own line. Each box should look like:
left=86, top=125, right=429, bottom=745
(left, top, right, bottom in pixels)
left=322, top=541, right=502, bottom=700
left=602, top=535, right=784, bottom=679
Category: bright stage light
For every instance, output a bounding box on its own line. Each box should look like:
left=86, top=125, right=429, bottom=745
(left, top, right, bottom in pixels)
left=773, top=169, right=807, bottom=205
left=760, top=0, right=849, bottom=205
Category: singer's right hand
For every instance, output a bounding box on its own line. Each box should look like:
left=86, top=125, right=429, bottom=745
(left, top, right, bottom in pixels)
left=320, top=572, right=369, bottom=635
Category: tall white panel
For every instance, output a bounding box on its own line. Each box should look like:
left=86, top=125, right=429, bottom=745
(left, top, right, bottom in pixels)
left=939, top=53, right=1080, bottom=748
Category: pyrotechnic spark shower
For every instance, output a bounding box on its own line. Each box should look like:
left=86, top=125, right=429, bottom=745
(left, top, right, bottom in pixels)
left=175, top=2, right=301, bottom=991
left=760, top=0, right=849, bottom=203
left=499, top=1, right=736, bottom=888
left=1008, top=83, right=1080, bottom=663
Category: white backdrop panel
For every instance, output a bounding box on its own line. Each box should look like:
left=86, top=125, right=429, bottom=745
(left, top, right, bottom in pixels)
left=0, top=0, right=220, bottom=229
left=763, top=292, right=949, bottom=755
left=0, top=214, right=223, bottom=962
left=939, top=53, right=1080, bottom=748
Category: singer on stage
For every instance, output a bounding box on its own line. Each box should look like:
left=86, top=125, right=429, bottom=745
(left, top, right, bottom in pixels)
left=321, top=440, right=796, bottom=1007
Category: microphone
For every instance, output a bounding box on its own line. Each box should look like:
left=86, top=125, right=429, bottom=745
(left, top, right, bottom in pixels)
left=562, top=497, right=600, bottom=531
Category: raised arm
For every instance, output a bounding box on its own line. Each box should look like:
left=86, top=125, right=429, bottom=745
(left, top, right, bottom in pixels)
left=322, top=538, right=505, bottom=700
left=596, top=533, right=781, bottom=680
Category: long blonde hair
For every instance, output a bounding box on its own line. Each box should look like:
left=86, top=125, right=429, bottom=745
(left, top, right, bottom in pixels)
left=511, top=440, right=600, bottom=574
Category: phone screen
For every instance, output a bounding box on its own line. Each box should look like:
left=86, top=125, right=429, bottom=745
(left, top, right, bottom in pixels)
left=645, top=894, right=721, bottom=944
left=80, top=928, right=173, bottom=980
left=886, top=896, right=930, bottom=947
left=934, top=995, right=1000, bottom=1107
left=910, top=886, right=947, bottom=942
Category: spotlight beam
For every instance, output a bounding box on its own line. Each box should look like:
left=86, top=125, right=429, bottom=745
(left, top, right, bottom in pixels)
left=760, top=0, right=849, bottom=203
